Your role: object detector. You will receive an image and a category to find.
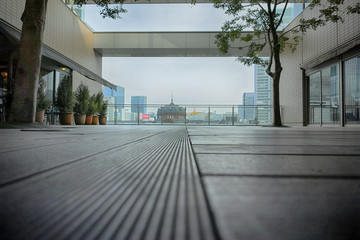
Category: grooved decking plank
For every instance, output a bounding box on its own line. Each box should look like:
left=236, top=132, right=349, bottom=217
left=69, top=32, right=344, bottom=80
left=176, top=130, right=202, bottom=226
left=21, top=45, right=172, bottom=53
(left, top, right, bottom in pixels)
left=0, top=126, right=216, bottom=240
left=0, top=127, right=169, bottom=185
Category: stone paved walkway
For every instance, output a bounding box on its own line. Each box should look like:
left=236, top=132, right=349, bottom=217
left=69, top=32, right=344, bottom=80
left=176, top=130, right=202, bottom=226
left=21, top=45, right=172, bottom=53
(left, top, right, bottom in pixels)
left=0, top=125, right=359, bottom=239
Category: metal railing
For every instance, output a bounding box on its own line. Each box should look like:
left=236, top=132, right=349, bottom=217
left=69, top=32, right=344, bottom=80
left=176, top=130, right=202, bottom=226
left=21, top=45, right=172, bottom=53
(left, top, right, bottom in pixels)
left=105, top=104, right=275, bottom=126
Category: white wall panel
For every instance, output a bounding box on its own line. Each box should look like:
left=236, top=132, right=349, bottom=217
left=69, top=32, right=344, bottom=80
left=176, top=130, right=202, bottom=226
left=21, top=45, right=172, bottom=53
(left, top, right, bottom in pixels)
left=162, top=33, right=186, bottom=48
left=139, top=33, right=163, bottom=48
left=115, top=33, right=139, bottom=48
left=186, top=33, right=210, bottom=48
left=93, top=33, right=115, bottom=48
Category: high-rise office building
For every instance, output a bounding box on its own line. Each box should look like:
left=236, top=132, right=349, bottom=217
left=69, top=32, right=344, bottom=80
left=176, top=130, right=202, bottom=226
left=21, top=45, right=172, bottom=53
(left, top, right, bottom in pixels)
left=104, top=85, right=125, bottom=106
left=254, top=65, right=272, bottom=124
left=131, top=96, right=147, bottom=114
left=239, top=92, right=255, bottom=123
left=104, top=85, right=125, bottom=121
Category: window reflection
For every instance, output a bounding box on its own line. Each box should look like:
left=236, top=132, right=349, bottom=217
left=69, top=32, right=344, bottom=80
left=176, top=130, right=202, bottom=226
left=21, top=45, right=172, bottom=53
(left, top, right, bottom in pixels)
left=309, top=72, right=321, bottom=124
left=345, top=57, right=360, bottom=124
left=322, top=65, right=340, bottom=124
left=308, top=64, right=339, bottom=125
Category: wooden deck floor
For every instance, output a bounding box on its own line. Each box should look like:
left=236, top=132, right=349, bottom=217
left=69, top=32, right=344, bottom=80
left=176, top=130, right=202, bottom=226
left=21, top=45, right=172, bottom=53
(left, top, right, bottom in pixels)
left=1, top=125, right=359, bottom=240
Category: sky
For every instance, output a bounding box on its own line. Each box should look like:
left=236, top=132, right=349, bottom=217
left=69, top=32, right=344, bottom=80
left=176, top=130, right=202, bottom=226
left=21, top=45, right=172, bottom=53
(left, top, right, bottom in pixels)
left=84, top=4, right=255, bottom=105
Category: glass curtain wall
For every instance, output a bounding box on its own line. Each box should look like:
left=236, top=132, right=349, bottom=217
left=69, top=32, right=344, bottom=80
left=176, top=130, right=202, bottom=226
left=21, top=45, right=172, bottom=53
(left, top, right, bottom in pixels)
left=309, top=64, right=340, bottom=125
left=40, top=69, right=71, bottom=124
left=309, top=72, right=321, bottom=124
left=322, top=65, right=340, bottom=124
left=344, top=57, right=360, bottom=124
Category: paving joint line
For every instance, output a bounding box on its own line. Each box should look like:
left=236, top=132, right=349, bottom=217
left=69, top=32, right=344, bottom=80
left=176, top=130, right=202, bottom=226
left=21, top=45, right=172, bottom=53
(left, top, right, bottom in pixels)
left=202, top=173, right=360, bottom=180
left=186, top=127, right=222, bottom=240
left=194, top=152, right=360, bottom=156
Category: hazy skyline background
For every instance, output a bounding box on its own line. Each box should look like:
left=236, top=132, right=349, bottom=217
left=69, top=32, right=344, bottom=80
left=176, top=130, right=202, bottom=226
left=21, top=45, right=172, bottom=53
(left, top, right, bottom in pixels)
left=84, top=4, right=254, bottom=104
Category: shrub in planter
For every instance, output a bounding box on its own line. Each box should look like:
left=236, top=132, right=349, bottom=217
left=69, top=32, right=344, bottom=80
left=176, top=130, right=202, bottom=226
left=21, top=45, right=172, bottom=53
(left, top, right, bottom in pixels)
left=36, top=78, right=51, bottom=123
left=92, top=92, right=103, bottom=125
left=86, top=95, right=97, bottom=125
left=99, top=101, right=108, bottom=125
left=74, top=83, right=90, bottom=125
left=55, top=77, right=73, bottom=125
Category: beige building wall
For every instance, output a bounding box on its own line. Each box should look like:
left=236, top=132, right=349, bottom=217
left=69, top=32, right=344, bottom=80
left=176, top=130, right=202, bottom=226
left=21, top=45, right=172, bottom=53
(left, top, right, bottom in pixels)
left=280, top=0, right=360, bottom=125
left=0, top=0, right=103, bottom=95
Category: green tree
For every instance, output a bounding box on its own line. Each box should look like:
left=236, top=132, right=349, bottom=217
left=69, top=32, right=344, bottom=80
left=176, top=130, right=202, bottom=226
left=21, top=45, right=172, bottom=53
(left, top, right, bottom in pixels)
left=8, top=0, right=127, bottom=123
left=74, top=82, right=90, bottom=114
left=55, top=77, right=73, bottom=113
left=94, top=92, right=104, bottom=115
left=87, top=94, right=98, bottom=116
left=213, top=0, right=360, bottom=126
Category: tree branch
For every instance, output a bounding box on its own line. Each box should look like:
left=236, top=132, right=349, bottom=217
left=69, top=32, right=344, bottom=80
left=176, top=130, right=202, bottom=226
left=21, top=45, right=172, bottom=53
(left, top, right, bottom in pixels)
left=256, top=3, right=269, bottom=16
left=275, top=0, right=289, bottom=30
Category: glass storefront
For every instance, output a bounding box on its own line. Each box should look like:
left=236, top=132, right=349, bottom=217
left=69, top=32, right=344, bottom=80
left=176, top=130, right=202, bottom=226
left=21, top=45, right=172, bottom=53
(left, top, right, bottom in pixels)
left=321, top=65, right=340, bottom=124
left=309, top=72, right=321, bottom=124
left=308, top=55, right=360, bottom=126
left=308, top=64, right=340, bottom=125
left=40, top=69, right=71, bottom=124
left=344, top=57, right=360, bottom=124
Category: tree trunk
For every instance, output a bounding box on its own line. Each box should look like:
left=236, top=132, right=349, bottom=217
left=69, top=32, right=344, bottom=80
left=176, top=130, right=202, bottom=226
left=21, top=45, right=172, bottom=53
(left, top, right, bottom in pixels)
left=8, top=0, right=48, bottom=123
left=272, top=73, right=282, bottom=127
left=272, top=42, right=283, bottom=127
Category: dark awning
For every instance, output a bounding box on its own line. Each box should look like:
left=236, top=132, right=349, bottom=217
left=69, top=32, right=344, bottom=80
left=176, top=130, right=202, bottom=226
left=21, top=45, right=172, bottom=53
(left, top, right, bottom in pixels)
left=0, top=19, right=116, bottom=89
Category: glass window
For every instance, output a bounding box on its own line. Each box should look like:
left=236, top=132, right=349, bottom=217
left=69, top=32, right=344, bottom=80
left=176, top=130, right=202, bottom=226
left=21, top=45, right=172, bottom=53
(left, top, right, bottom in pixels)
left=321, top=65, right=340, bottom=125
left=309, top=72, right=321, bottom=124
left=344, top=57, right=360, bottom=124
left=41, top=71, right=54, bottom=103
left=308, top=64, right=340, bottom=125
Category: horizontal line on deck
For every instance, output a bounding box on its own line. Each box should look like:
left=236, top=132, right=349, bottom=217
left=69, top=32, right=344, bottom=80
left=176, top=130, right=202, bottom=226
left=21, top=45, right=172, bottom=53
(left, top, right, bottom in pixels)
left=202, top=173, right=360, bottom=180
left=194, top=152, right=360, bottom=157
left=192, top=144, right=360, bottom=147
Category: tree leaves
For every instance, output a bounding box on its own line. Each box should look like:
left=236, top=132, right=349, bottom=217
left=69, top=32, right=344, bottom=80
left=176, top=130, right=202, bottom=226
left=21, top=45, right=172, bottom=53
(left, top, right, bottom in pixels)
left=347, top=3, right=360, bottom=14
left=74, top=0, right=128, bottom=19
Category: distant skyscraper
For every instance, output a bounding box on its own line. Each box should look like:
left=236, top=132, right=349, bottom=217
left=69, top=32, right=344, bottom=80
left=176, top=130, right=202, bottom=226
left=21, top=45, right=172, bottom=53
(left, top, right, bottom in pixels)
left=104, top=85, right=125, bottom=106
left=254, top=65, right=272, bottom=124
left=131, top=96, right=147, bottom=114
left=239, top=92, right=255, bottom=122
left=103, top=96, right=116, bottom=122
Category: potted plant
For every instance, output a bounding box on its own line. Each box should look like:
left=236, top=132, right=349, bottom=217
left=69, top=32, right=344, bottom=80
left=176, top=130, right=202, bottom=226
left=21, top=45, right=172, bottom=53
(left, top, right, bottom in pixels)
left=55, top=77, right=73, bottom=125
left=74, top=83, right=90, bottom=125
left=99, top=100, right=108, bottom=125
left=92, top=92, right=103, bottom=125
left=86, top=94, right=96, bottom=125
left=36, top=78, right=51, bottom=123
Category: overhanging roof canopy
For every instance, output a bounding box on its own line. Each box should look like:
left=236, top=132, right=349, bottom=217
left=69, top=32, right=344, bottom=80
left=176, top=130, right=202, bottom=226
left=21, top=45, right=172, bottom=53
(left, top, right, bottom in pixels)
left=0, top=19, right=116, bottom=89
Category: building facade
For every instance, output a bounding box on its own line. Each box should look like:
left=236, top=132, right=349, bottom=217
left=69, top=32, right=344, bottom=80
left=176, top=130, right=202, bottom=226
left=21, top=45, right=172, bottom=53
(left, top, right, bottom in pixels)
left=0, top=0, right=115, bottom=121
left=131, top=96, right=147, bottom=114
left=239, top=92, right=255, bottom=124
left=104, top=85, right=125, bottom=106
left=254, top=65, right=272, bottom=124
left=157, top=99, right=186, bottom=124
left=280, top=0, right=360, bottom=126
